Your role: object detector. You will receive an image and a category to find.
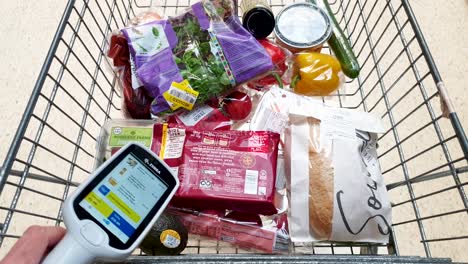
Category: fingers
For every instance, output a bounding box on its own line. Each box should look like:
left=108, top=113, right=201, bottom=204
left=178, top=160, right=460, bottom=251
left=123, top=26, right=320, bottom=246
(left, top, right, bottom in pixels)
left=0, top=226, right=66, bottom=264
left=42, top=226, right=66, bottom=247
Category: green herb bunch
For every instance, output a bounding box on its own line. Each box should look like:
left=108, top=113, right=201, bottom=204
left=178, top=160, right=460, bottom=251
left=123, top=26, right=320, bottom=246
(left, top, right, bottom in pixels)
left=170, top=13, right=231, bottom=104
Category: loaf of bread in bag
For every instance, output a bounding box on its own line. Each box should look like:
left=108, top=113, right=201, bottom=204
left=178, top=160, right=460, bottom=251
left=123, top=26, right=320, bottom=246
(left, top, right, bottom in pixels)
left=307, top=117, right=334, bottom=240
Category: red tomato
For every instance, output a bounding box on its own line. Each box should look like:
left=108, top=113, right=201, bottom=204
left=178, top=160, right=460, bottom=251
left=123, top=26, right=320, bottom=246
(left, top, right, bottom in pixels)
left=220, top=91, right=252, bottom=121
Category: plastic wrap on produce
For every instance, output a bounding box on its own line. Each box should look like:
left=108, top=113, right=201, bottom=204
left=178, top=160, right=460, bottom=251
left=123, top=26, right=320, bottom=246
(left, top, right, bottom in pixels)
left=107, top=32, right=153, bottom=119
left=151, top=123, right=281, bottom=215
left=284, top=102, right=392, bottom=243
left=170, top=208, right=289, bottom=253
left=119, top=0, right=273, bottom=116
left=246, top=40, right=292, bottom=90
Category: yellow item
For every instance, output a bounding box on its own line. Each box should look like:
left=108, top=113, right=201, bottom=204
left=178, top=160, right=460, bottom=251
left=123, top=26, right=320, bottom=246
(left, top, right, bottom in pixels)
left=108, top=192, right=141, bottom=223
left=84, top=192, right=113, bottom=218
left=293, top=52, right=342, bottom=96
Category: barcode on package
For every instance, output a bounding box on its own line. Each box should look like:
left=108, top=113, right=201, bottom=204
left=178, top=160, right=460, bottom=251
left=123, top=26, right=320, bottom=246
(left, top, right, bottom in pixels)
left=244, top=170, right=259, bottom=195
left=163, top=235, right=180, bottom=248
left=169, top=88, right=196, bottom=104
left=178, top=105, right=212, bottom=126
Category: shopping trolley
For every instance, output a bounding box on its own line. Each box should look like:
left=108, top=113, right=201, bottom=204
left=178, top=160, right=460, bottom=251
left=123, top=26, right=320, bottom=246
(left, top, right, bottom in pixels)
left=0, top=0, right=466, bottom=263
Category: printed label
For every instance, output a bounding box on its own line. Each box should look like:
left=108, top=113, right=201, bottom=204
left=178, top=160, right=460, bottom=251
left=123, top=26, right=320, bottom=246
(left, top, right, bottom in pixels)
left=357, top=132, right=381, bottom=182
left=275, top=148, right=286, bottom=190
left=320, top=109, right=356, bottom=142
left=169, top=166, right=179, bottom=177
left=163, top=80, right=199, bottom=111
left=253, top=107, right=289, bottom=134
left=129, top=53, right=142, bottom=90
left=127, top=24, right=169, bottom=57
left=109, top=127, right=152, bottom=147
left=159, top=125, right=186, bottom=159
left=244, top=170, right=259, bottom=195
left=160, top=229, right=181, bottom=248
left=208, top=30, right=236, bottom=86
left=177, top=105, right=214, bottom=126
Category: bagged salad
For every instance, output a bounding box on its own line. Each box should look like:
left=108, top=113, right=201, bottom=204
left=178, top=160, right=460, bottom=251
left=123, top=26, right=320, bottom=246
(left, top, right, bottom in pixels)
left=119, top=0, right=273, bottom=116
left=107, top=12, right=162, bottom=119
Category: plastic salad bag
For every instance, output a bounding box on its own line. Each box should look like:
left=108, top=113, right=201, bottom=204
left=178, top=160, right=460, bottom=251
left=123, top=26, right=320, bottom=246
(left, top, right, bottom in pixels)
left=107, top=11, right=163, bottom=119
left=120, top=0, right=273, bottom=116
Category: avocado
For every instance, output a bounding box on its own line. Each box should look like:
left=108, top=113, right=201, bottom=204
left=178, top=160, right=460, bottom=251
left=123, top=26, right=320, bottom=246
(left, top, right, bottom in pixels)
left=139, top=212, right=188, bottom=255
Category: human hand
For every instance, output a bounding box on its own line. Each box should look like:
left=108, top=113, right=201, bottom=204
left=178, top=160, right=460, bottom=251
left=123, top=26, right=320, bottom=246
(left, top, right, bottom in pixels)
left=0, top=225, right=66, bottom=264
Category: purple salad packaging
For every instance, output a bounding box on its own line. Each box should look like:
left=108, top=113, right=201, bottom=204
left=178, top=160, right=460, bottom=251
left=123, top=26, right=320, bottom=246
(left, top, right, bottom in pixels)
left=120, top=0, right=273, bottom=116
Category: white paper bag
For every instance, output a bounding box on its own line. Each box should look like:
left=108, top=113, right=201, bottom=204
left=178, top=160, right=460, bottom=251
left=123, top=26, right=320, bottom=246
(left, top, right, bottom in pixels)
left=285, top=105, right=392, bottom=243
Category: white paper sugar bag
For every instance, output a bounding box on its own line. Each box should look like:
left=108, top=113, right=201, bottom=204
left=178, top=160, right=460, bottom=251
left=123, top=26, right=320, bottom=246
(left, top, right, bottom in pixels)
left=285, top=105, right=392, bottom=243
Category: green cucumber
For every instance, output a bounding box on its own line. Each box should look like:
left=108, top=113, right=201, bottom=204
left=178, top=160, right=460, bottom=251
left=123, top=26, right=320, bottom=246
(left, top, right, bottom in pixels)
left=310, top=0, right=361, bottom=78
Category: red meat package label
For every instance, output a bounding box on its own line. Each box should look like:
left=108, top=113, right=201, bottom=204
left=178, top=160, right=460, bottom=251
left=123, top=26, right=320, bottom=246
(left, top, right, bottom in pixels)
left=151, top=123, right=280, bottom=215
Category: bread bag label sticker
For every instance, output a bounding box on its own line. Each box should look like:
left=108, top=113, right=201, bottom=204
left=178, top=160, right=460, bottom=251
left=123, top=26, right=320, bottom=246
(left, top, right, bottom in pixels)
left=160, top=229, right=181, bottom=248
left=109, top=126, right=152, bottom=147
left=163, top=80, right=199, bottom=111
left=320, top=109, right=357, bottom=142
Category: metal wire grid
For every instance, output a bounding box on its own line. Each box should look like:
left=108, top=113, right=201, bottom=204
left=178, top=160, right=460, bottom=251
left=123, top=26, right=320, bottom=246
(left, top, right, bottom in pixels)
left=0, top=0, right=466, bottom=261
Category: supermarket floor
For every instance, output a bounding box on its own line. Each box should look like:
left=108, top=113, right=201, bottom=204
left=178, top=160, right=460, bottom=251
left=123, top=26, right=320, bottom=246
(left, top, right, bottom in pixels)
left=0, top=0, right=466, bottom=262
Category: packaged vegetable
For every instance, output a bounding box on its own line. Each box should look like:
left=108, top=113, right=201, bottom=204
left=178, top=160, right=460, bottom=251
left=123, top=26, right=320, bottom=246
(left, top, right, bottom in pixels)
left=94, top=119, right=156, bottom=168
left=107, top=33, right=153, bottom=119
left=291, top=52, right=344, bottom=96
left=120, top=0, right=273, bottom=116
left=247, top=40, right=291, bottom=90
left=165, top=89, right=255, bottom=130
left=284, top=103, right=392, bottom=243
left=151, top=123, right=281, bottom=215
left=171, top=208, right=289, bottom=253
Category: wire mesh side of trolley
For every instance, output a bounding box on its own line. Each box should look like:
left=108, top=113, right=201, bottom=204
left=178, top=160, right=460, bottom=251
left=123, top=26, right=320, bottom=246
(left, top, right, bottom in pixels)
left=0, top=0, right=466, bottom=261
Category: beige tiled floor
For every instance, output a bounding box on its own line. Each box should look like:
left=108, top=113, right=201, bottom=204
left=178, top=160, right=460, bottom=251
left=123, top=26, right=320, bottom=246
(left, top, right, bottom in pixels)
left=0, top=0, right=466, bottom=262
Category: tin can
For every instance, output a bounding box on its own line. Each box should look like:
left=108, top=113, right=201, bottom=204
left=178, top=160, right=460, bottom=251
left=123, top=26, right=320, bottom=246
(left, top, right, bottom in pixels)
left=241, top=0, right=275, bottom=39
left=274, top=2, right=332, bottom=53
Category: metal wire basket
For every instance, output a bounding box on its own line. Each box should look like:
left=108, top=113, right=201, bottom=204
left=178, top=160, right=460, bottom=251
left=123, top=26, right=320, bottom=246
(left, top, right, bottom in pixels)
left=0, top=0, right=466, bottom=262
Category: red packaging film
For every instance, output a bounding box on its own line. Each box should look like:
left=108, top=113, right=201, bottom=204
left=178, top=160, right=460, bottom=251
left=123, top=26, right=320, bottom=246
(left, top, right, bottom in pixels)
left=151, top=123, right=281, bottom=215
left=170, top=209, right=289, bottom=253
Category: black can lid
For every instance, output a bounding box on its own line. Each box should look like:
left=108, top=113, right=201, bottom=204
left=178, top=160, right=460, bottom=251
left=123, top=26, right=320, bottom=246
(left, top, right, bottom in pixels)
left=242, top=7, right=275, bottom=39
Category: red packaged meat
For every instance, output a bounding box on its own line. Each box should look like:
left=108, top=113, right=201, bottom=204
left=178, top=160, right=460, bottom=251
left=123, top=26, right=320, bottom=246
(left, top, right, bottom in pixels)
left=151, top=123, right=280, bottom=215
left=170, top=208, right=289, bottom=253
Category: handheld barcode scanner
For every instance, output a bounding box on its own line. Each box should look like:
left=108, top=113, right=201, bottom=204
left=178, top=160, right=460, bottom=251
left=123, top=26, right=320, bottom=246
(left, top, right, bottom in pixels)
left=42, top=143, right=179, bottom=264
